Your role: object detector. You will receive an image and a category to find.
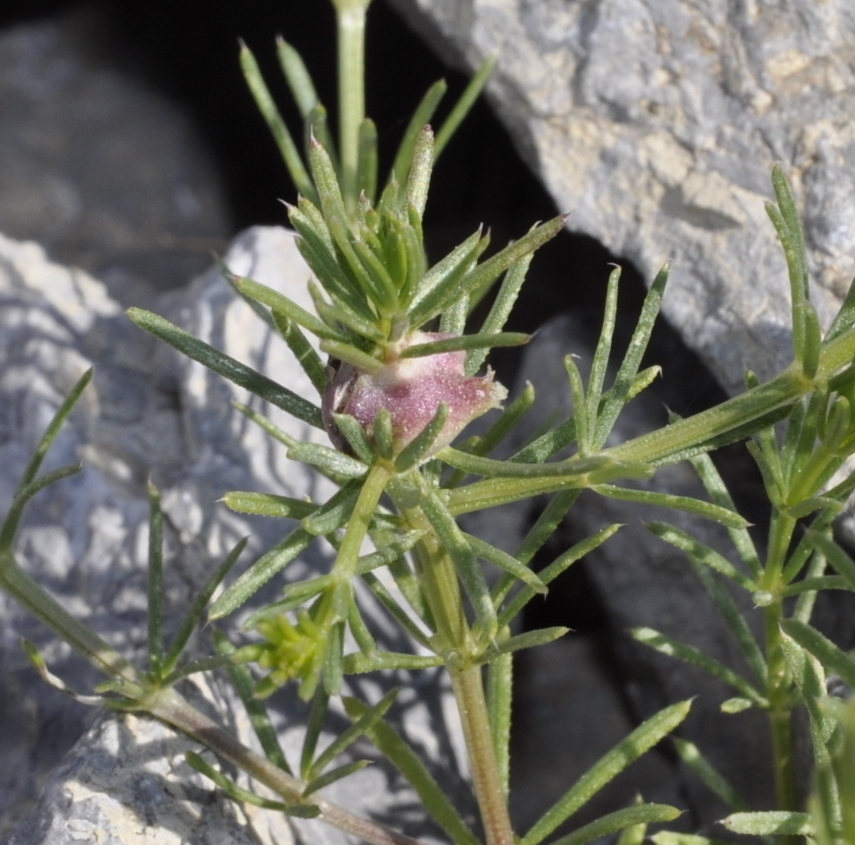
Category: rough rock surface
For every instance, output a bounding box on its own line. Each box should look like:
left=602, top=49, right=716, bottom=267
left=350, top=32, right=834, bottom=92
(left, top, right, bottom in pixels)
left=0, top=228, right=462, bottom=844
left=387, top=0, right=855, bottom=396
left=0, top=5, right=231, bottom=308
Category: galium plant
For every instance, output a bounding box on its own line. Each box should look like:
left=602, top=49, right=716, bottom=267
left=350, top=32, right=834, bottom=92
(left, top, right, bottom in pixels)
left=4, top=1, right=855, bottom=843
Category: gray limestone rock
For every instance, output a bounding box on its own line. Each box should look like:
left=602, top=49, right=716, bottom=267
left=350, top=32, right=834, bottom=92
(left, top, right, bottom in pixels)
left=387, top=0, right=855, bottom=396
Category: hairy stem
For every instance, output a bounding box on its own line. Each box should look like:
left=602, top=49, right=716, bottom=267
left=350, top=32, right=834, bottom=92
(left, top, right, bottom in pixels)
left=450, top=664, right=516, bottom=845
left=762, top=513, right=800, bottom=845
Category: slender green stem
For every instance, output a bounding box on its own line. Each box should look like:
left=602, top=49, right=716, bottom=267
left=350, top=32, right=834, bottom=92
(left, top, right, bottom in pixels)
left=333, top=0, right=371, bottom=212
left=449, top=664, right=516, bottom=845
left=764, top=601, right=800, bottom=842
left=337, top=461, right=392, bottom=579
left=762, top=513, right=800, bottom=845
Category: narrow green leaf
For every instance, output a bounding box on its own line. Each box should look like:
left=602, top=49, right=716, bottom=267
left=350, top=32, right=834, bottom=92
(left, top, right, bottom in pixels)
left=547, top=804, right=681, bottom=845
left=288, top=442, right=368, bottom=479
left=721, top=810, right=812, bottom=836
left=343, top=697, right=481, bottom=845
left=780, top=633, right=837, bottom=750
left=162, top=653, right=244, bottom=685
left=801, top=300, right=822, bottom=379
left=782, top=575, right=851, bottom=597
left=332, top=414, right=376, bottom=464
left=17, top=368, right=92, bottom=493
left=303, top=760, right=372, bottom=797
left=270, top=311, right=328, bottom=396
left=309, top=139, right=391, bottom=309
left=616, top=809, right=648, bottom=845
left=771, top=163, right=809, bottom=301
left=356, top=529, right=425, bottom=575
left=683, top=545, right=767, bottom=686
left=825, top=276, right=855, bottom=343
left=566, top=355, right=590, bottom=455
left=792, top=530, right=835, bottom=623
left=406, top=125, right=433, bottom=218
left=344, top=651, right=442, bottom=673
left=348, top=600, right=377, bottom=653
left=186, top=751, right=301, bottom=811
left=440, top=448, right=651, bottom=481
left=465, top=533, right=546, bottom=594
left=394, top=404, right=450, bottom=471
left=319, top=339, right=385, bottom=375
left=522, top=699, right=692, bottom=845
left=475, top=626, right=568, bottom=664
left=389, top=79, right=446, bottom=189
left=309, top=690, right=398, bottom=780
left=439, top=295, right=468, bottom=335
left=447, top=457, right=653, bottom=516
left=239, top=43, right=314, bottom=202
left=411, top=216, right=566, bottom=328
left=632, top=627, right=766, bottom=706
left=214, top=630, right=291, bottom=772
left=688, top=451, right=764, bottom=580
left=361, top=571, right=434, bottom=648
left=398, top=207, right=427, bottom=306
left=587, top=266, right=621, bottom=445
left=497, top=523, right=621, bottom=628
left=0, top=464, right=83, bottom=552
left=467, top=253, right=533, bottom=375
left=288, top=204, right=376, bottom=321
left=627, top=365, right=662, bottom=401
left=300, top=686, right=330, bottom=780
left=322, top=619, right=345, bottom=696
left=223, top=491, right=316, bottom=520
left=673, top=738, right=749, bottom=811
left=161, top=538, right=249, bottom=676
left=305, top=105, right=338, bottom=172
left=434, top=55, right=496, bottom=159
left=209, top=528, right=312, bottom=620
left=276, top=37, right=318, bottom=118
left=352, top=239, right=400, bottom=313
left=806, top=529, right=855, bottom=593
left=487, top=648, right=512, bottom=798
left=373, top=409, right=394, bottom=461
left=783, top=618, right=855, bottom=690
left=595, top=263, right=668, bottom=445
left=235, top=275, right=348, bottom=343
left=647, top=522, right=756, bottom=590
left=301, top=479, right=363, bottom=536
left=413, top=228, right=486, bottom=310
left=510, top=416, right=577, bottom=465
left=357, top=118, right=378, bottom=203
left=720, top=698, right=753, bottom=714
left=233, top=402, right=299, bottom=452
left=127, top=308, right=323, bottom=428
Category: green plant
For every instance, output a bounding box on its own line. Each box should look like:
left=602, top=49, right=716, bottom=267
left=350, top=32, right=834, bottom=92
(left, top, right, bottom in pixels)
left=4, top=2, right=855, bottom=844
